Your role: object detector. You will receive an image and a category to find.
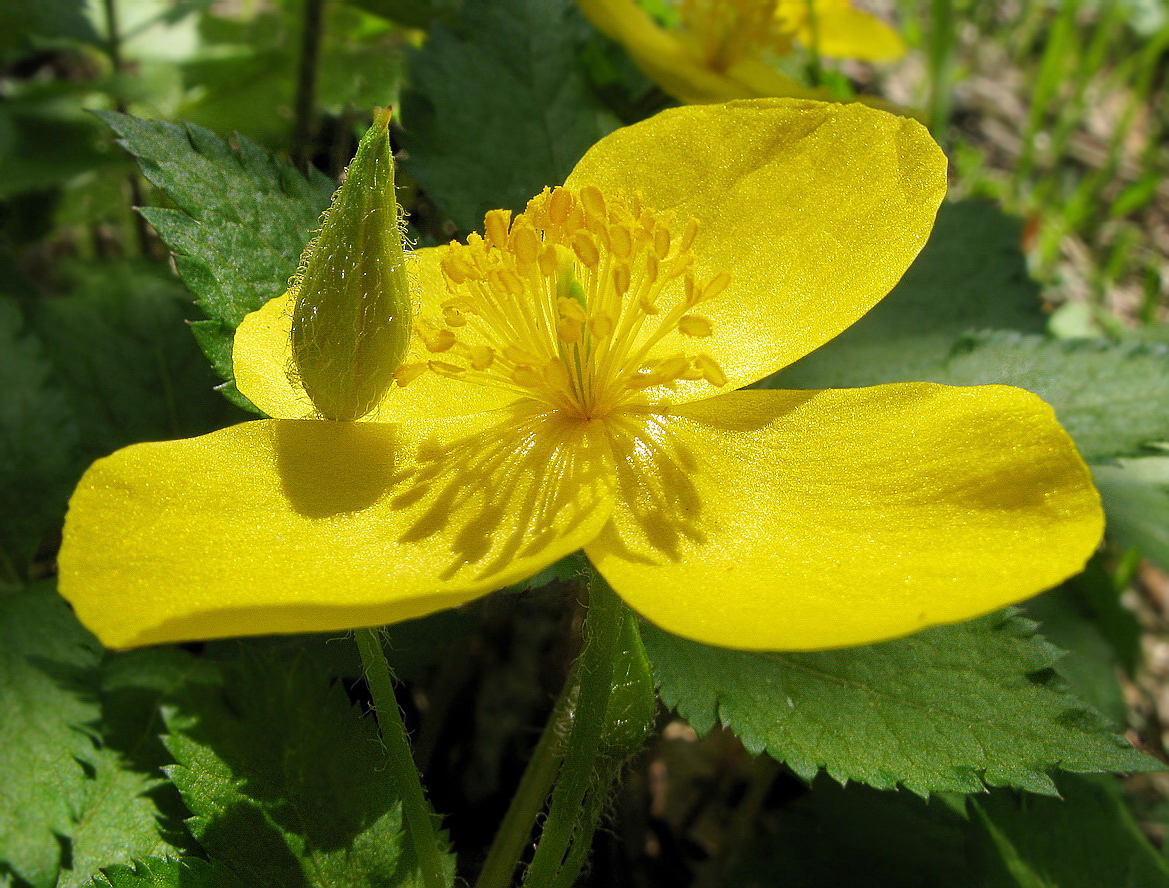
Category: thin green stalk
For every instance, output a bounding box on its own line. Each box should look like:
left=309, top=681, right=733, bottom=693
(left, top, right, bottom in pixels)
left=521, top=577, right=625, bottom=888
left=803, top=0, right=822, bottom=88
left=355, top=628, right=449, bottom=888
left=475, top=688, right=574, bottom=888
left=926, top=0, right=955, bottom=146
left=292, top=0, right=327, bottom=170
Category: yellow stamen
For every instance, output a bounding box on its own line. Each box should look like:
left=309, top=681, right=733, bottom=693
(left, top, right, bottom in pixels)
left=415, top=186, right=732, bottom=419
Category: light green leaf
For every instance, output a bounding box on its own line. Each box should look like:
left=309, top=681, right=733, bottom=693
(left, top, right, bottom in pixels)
left=917, top=333, right=1169, bottom=463
left=400, top=0, right=614, bottom=231
left=1093, top=456, right=1169, bottom=570
left=88, top=857, right=246, bottom=888
left=773, top=200, right=1046, bottom=390
left=642, top=612, right=1156, bottom=796
left=164, top=654, right=455, bottom=887
left=0, top=299, right=77, bottom=579
left=96, top=111, right=335, bottom=407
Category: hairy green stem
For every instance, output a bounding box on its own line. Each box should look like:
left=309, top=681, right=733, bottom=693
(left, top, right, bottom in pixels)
left=355, top=627, right=449, bottom=888
left=521, top=576, right=625, bottom=888
left=926, top=0, right=955, bottom=147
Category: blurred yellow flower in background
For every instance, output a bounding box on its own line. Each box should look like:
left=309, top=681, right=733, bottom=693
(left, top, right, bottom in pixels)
left=579, top=0, right=905, bottom=104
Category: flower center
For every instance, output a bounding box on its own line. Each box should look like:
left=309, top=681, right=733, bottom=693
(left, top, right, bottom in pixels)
left=676, top=0, right=795, bottom=71
left=394, top=186, right=731, bottom=422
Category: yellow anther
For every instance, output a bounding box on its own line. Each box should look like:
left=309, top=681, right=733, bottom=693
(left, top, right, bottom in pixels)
left=652, top=353, right=689, bottom=381
left=653, top=226, right=671, bottom=260
left=638, top=294, right=660, bottom=316
left=610, top=225, right=633, bottom=260
left=548, top=188, right=573, bottom=225
left=645, top=253, right=660, bottom=284
left=683, top=272, right=697, bottom=305
left=557, top=296, right=587, bottom=323
left=485, top=209, right=512, bottom=248
left=423, top=328, right=456, bottom=353
left=512, top=225, right=541, bottom=267
left=702, top=270, right=732, bottom=301
left=394, top=362, right=428, bottom=387
left=557, top=317, right=582, bottom=344
left=680, top=364, right=704, bottom=381
left=589, top=313, right=615, bottom=339
left=428, top=360, right=465, bottom=376
left=492, top=267, right=525, bottom=298
left=679, top=217, right=699, bottom=253
left=580, top=185, right=607, bottom=218
left=587, top=214, right=612, bottom=252
left=505, top=345, right=538, bottom=364
left=613, top=262, right=631, bottom=296
left=539, top=244, right=559, bottom=277
left=678, top=314, right=713, bottom=337
left=512, top=365, right=542, bottom=388
left=571, top=231, right=600, bottom=269
left=543, top=359, right=571, bottom=390
left=694, top=353, right=728, bottom=387
left=443, top=306, right=467, bottom=327
left=469, top=345, right=495, bottom=370
left=441, top=250, right=475, bottom=285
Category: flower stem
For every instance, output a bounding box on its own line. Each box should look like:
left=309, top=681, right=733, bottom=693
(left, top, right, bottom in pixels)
left=520, top=574, right=625, bottom=888
left=354, top=627, right=449, bottom=888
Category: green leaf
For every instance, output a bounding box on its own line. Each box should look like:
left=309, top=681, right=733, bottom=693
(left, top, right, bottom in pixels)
left=773, top=200, right=1046, bottom=390
left=641, top=612, right=1156, bottom=796
left=88, top=857, right=246, bottom=888
left=400, top=0, right=614, bottom=231
left=1094, top=456, right=1169, bottom=570
left=27, top=262, right=244, bottom=459
left=96, top=111, right=335, bottom=407
left=0, top=583, right=101, bottom=888
left=1022, top=590, right=1128, bottom=726
left=163, top=653, right=454, bottom=887
left=971, top=775, right=1169, bottom=887
left=0, top=298, right=78, bottom=582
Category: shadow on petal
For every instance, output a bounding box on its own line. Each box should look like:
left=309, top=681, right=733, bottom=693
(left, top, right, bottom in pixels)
left=601, top=411, right=706, bottom=564
left=277, top=421, right=397, bottom=518
left=390, top=406, right=612, bottom=581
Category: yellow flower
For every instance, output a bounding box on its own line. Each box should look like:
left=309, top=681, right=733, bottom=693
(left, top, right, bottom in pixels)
left=578, top=0, right=907, bottom=105
left=59, top=100, right=1102, bottom=652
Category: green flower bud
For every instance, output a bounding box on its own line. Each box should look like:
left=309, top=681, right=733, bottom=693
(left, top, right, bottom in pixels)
left=290, top=108, right=411, bottom=421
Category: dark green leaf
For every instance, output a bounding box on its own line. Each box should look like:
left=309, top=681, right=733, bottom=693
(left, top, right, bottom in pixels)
left=0, top=299, right=77, bottom=580
left=97, top=111, right=335, bottom=407
left=642, top=612, right=1156, bottom=796
left=773, top=200, right=1046, bottom=390
left=0, top=0, right=98, bottom=62
left=1094, top=456, right=1169, bottom=571
left=733, top=780, right=974, bottom=888
left=27, top=262, right=244, bottom=459
left=0, top=583, right=100, bottom=888
left=400, top=0, right=614, bottom=231
left=971, top=775, right=1169, bottom=887
left=164, top=653, right=454, bottom=887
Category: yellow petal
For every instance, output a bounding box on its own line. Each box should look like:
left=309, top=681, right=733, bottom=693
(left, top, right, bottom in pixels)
left=59, top=407, right=614, bottom=648
left=797, top=9, right=907, bottom=62
left=587, top=386, right=1103, bottom=651
left=565, top=100, right=947, bottom=404
left=233, top=248, right=518, bottom=422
